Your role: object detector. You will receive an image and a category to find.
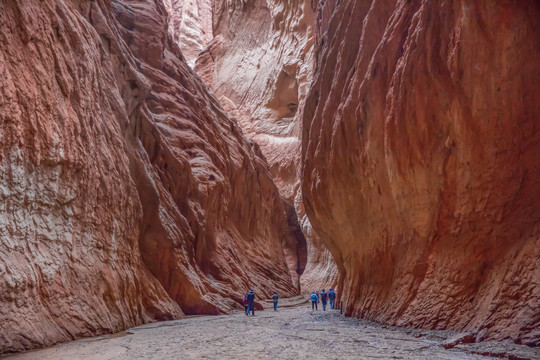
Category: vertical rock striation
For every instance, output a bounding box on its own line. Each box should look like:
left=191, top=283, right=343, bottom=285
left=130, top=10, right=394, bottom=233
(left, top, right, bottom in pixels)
left=197, top=0, right=313, bottom=201
left=162, top=0, right=213, bottom=68
left=0, top=0, right=297, bottom=353
left=166, top=0, right=338, bottom=291
left=303, top=0, right=540, bottom=345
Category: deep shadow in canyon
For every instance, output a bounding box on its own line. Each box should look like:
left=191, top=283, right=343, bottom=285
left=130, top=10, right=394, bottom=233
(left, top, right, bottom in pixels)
left=0, top=0, right=538, bottom=355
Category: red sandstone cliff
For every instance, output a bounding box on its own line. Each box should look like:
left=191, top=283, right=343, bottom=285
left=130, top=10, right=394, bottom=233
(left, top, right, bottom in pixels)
left=0, top=0, right=297, bottom=353
left=303, top=0, right=540, bottom=345
left=196, top=0, right=313, bottom=200
left=165, top=0, right=338, bottom=292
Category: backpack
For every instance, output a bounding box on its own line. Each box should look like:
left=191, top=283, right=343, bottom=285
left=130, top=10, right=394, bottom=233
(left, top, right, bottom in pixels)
left=311, top=294, right=318, bottom=302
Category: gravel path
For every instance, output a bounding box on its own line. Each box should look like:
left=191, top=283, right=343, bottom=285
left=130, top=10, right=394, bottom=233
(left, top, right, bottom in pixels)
left=4, top=297, right=535, bottom=360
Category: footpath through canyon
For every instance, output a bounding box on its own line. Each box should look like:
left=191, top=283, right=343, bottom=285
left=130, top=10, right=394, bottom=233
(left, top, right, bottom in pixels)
left=1, top=0, right=539, bottom=357
left=4, top=297, right=539, bottom=360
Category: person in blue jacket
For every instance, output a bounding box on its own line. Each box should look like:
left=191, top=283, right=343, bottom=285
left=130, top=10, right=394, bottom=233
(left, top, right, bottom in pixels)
left=320, top=289, right=328, bottom=311
left=328, top=289, right=336, bottom=309
left=272, top=292, right=279, bottom=311
left=310, top=292, right=319, bottom=310
left=246, top=289, right=255, bottom=316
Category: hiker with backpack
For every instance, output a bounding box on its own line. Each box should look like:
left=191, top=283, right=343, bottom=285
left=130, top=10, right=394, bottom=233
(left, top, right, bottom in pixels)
left=320, top=289, right=328, bottom=311
left=246, top=289, right=255, bottom=316
left=310, top=291, right=319, bottom=311
left=272, top=292, right=279, bottom=311
left=328, top=289, right=336, bottom=309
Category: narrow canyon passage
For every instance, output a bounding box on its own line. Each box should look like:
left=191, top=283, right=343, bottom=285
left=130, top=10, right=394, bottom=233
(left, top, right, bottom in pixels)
left=1, top=0, right=538, bottom=356
left=6, top=298, right=537, bottom=360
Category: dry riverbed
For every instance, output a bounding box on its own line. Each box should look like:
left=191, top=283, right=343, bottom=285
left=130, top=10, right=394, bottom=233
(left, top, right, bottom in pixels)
left=3, top=297, right=537, bottom=360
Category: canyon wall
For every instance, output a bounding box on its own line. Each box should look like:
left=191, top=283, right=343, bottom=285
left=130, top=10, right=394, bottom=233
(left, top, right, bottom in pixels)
left=162, top=0, right=212, bottom=67
left=303, top=0, right=540, bottom=345
left=165, top=0, right=338, bottom=291
left=0, top=0, right=297, bottom=354
left=190, top=0, right=312, bottom=202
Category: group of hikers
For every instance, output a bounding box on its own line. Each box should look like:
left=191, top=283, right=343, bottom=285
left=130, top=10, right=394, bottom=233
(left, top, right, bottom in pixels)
left=241, top=288, right=336, bottom=316
left=309, top=289, right=336, bottom=311
left=242, top=289, right=276, bottom=316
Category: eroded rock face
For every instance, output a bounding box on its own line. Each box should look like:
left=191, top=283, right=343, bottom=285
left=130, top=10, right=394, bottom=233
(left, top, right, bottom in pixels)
left=0, top=0, right=297, bottom=353
left=162, top=0, right=212, bottom=68
left=193, top=0, right=313, bottom=200
left=303, top=0, right=540, bottom=345
left=296, top=192, right=338, bottom=294
left=166, top=0, right=338, bottom=291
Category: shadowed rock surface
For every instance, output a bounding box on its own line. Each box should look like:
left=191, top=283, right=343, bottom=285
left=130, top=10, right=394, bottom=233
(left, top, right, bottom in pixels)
left=303, top=0, right=540, bottom=345
left=0, top=0, right=298, bottom=353
left=168, top=0, right=339, bottom=292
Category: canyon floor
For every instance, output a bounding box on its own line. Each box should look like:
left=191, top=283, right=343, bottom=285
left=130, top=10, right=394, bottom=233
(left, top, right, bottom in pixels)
left=3, top=297, right=537, bottom=360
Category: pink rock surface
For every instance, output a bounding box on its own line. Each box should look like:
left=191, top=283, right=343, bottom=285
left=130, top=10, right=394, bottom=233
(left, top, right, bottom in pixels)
left=303, top=0, right=540, bottom=345
left=296, top=192, right=338, bottom=294
left=194, top=0, right=314, bottom=201
left=0, top=0, right=297, bottom=353
left=168, top=0, right=338, bottom=292
left=163, top=0, right=213, bottom=68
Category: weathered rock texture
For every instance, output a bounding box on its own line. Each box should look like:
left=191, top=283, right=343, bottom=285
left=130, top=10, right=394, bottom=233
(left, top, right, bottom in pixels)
left=165, top=0, right=338, bottom=291
left=162, top=0, right=213, bottom=68
left=296, top=192, right=338, bottom=294
left=195, top=0, right=313, bottom=200
left=303, top=0, right=540, bottom=345
left=0, top=0, right=298, bottom=354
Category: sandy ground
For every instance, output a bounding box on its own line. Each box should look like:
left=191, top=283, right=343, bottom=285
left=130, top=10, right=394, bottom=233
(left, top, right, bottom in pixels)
left=3, top=297, right=537, bottom=360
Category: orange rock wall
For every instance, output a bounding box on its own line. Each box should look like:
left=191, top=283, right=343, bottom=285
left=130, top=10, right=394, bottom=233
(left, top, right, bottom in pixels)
left=296, top=192, right=338, bottom=294
left=303, top=0, right=540, bottom=345
left=174, top=0, right=338, bottom=292
left=0, top=0, right=297, bottom=353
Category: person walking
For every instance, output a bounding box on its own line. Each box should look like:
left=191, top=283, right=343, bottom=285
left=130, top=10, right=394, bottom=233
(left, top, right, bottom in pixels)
left=320, top=289, right=328, bottom=311
left=310, top=292, right=318, bottom=311
left=242, top=292, right=249, bottom=315
left=272, top=292, right=279, bottom=311
left=328, top=289, right=336, bottom=309
left=246, top=289, right=255, bottom=316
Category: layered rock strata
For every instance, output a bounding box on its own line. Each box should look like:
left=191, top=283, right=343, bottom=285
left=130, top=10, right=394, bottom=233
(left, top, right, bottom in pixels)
left=195, top=0, right=313, bottom=200
left=296, top=192, right=338, bottom=294
left=162, top=0, right=213, bottom=68
left=165, top=0, right=339, bottom=291
left=303, top=0, right=540, bottom=345
left=0, top=0, right=297, bottom=353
